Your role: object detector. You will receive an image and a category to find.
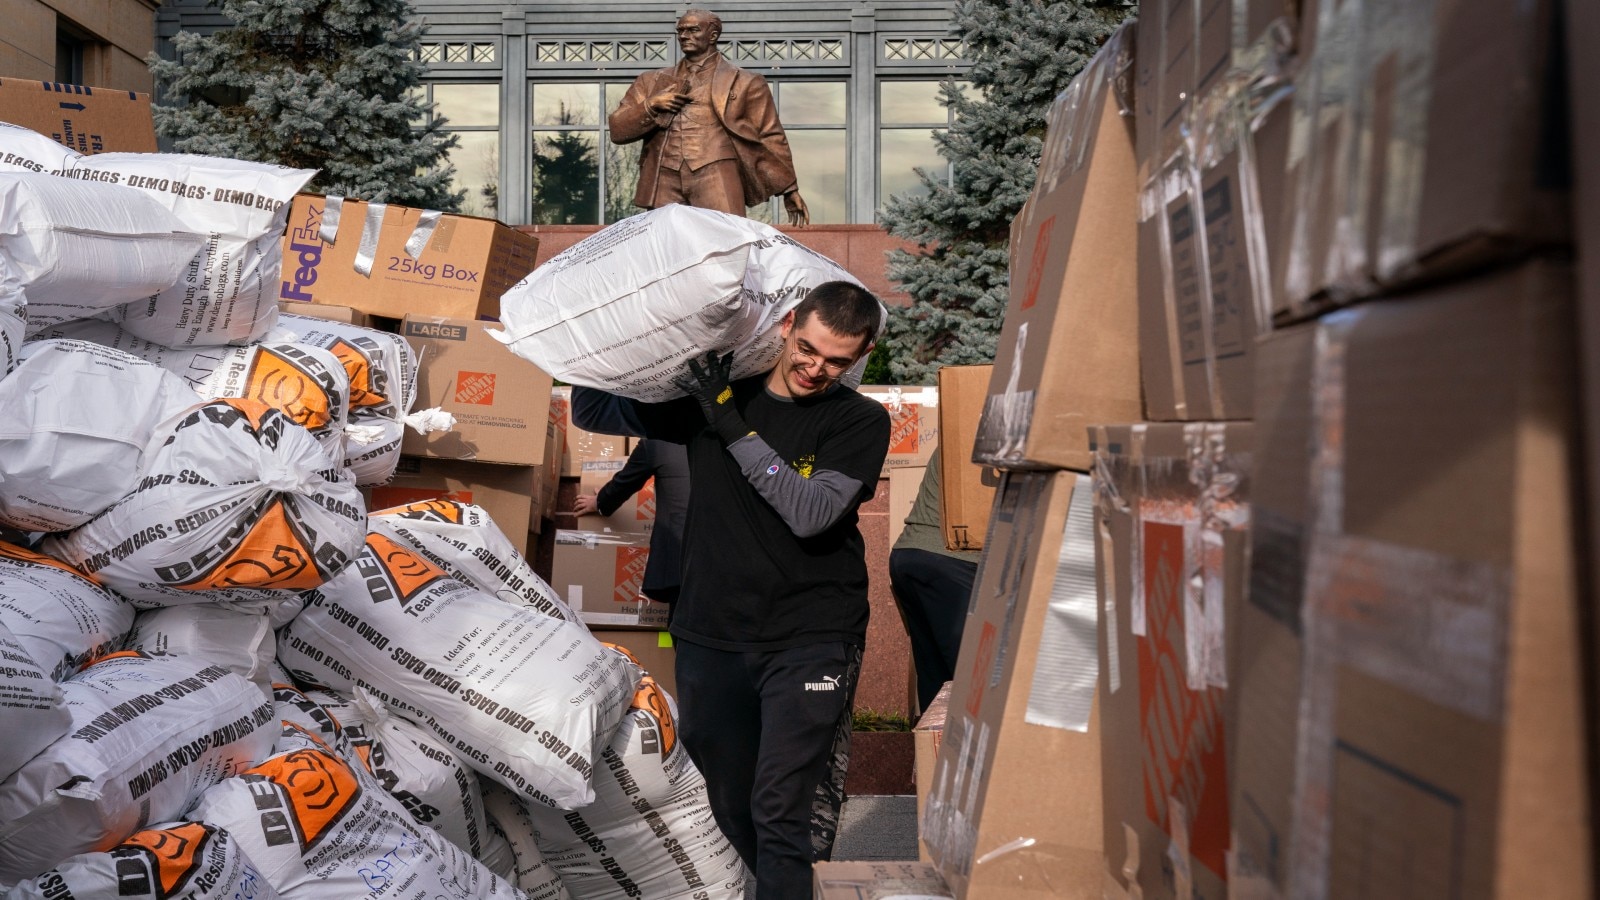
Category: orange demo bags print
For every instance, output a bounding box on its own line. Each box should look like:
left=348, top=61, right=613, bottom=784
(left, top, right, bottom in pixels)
left=44, top=398, right=366, bottom=612
left=4, top=821, right=279, bottom=900
left=189, top=747, right=526, bottom=899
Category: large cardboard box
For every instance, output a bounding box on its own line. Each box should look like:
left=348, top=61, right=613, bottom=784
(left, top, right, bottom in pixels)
left=0, top=78, right=156, bottom=154
left=1138, top=89, right=1293, bottom=421
left=858, top=385, right=940, bottom=477
left=937, top=365, right=997, bottom=551
left=812, top=861, right=952, bottom=900
left=913, top=681, right=952, bottom=861
left=888, top=466, right=925, bottom=548
left=551, top=530, right=670, bottom=629
left=923, top=470, right=1102, bottom=898
left=399, top=314, right=553, bottom=466
left=369, top=457, right=537, bottom=551
left=1091, top=421, right=1252, bottom=900
left=973, top=28, right=1142, bottom=470
left=589, top=629, right=677, bottom=698
left=1275, top=0, right=1569, bottom=319
left=575, top=458, right=655, bottom=536
left=1230, top=261, right=1593, bottom=899
left=551, top=386, right=630, bottom=477
left=279, top=194, right=538, bottom=320
left=529, top=403, right=565, bottom=532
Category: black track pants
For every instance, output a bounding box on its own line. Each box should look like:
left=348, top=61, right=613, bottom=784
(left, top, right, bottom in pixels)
left=675, top=639, right=863, bottom=900
left=889, top=547, right=978, bottom=711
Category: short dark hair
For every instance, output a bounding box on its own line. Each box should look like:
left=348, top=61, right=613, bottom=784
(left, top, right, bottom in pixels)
left=792, top=281, right=882, bottom=351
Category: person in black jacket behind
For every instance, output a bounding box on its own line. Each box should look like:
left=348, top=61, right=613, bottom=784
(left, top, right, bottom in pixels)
left=572, top=282, right=889, bottom=900
left=573, top=438, right=691, bottom=618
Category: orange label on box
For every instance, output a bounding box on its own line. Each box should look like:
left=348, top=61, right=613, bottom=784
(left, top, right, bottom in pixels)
left=455, top=371, right=496, bottom=405
left=614, top=545, right=649, bottom=605
left=1021, top=215, right=1056, bottom=310
left=886, top=403, right=920, bottom=455
left=966, top=620, right=999, bottom=717
left=1138, top=520, right=1229, bottom=880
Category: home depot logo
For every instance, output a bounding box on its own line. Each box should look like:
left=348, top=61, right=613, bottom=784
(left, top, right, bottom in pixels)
left=455, top=371, right=496, bottom=405
left=965, top=621, right=999, bottom=717
left=1137, top=520, right=1229, bottom=879
left=614, top=545, right=649, bottom=606
left=1020, top=215, right=1056, bottom=310
left=637, top=478, right=656, bottom=521
left=886, top=403, right=920, bottom=455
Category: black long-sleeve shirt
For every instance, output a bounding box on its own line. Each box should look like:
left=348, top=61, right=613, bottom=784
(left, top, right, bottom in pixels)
left=596, top=439, right=689, bottom=593
left=573, top=378, right=889, bottom=651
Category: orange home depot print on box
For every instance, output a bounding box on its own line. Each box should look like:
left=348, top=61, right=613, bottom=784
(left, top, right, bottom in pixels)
left=1138, top=519, right=1229, bottom=884
left=454, top=370, right=496, bottom=405
left=964, top=621, right=999, bottom=718
left=1021, top=215, right=1056, bottom=310
left=614, top=544, right=649, bottom=606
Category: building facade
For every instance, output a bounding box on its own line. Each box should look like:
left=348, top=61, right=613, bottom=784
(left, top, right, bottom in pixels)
left=154, top=0, right=969, bottom=226
left=4, top=0, right=162, bottom=93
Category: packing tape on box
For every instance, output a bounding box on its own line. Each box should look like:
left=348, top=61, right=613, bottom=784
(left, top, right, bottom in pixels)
left=1286, top=307, right=1511, bottom=899
left=1091, top=425, right=1131, bottom=694
left=1282, top=0, right=1441, bottom=305
left=1142, top=50, right=1294, bottom=419
left=1035, top=23, right=1133, bottom=195
left=974, top=323, right=1033, bottom=465
left=1023, top=473, right=1099, bottom=732
left=1184, top=422, right=1248, bottom=690
left=317, top=195, right=448, bottom=277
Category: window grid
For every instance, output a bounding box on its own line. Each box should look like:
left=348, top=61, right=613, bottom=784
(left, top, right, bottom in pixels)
left=418, top=83, right=501, bottom=219
left=417, top=41, right=498, bottom=64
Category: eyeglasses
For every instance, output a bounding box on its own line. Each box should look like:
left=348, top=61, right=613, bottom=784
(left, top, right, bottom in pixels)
left=791, top=345, right=852, bottom=377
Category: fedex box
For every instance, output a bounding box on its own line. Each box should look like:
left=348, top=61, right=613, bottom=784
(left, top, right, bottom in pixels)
left=974, top=26, right=1142, bottom=470
left=1091, top=422, right=1252, bottom=900
left=0, top=79, right=156, bottom=154
left=400, top=314, right=553, bottom=466
left=923, top=470, right=1102, bottom=898
left=279, top=194, right=539, bottom=321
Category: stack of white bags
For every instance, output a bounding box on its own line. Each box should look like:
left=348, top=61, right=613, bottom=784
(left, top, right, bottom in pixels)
left=0, top=120, right=753, bottom=900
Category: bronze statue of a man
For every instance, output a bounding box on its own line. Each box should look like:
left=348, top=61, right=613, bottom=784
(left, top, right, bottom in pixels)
left=608, top=9, right=811, bottom=226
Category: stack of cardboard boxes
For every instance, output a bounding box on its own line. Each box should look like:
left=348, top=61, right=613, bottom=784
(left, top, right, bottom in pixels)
left=842, top=0, right=1593, bottom=897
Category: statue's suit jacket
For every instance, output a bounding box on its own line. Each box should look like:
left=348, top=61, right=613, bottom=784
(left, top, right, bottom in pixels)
left=609, top=54, right=800, bottom=209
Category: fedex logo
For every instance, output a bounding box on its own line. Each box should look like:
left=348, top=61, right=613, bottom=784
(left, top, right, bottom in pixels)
left=280, top=204, right=325, bottom=303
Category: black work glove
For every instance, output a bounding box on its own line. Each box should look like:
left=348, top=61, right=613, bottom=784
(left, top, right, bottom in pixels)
left=680, top=351, right=754, bottom=445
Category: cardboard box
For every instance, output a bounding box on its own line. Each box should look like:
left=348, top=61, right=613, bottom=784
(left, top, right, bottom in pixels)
left=551, top=386, right=630, bottom=477
left=369, top=457, right=537, bottom=552
left=1230, top=261, right=1593, bottom=899
left=923, top=470, right=1102, bottom=898
left=589, top=629, right=677, bottom=698
left=1138, top=88, right=1293, bottom=421
left=888, top=466, right=925, bottom=548
left=937, top=365, right=998, bottom=551
left=812, top=861, right=952, bottom=900
left=1275, top=0, right=1569, bottom=319
left=279, top=194, right=538, bottom=321
left=399, top=314, right=553, bottom=466
left=528, top=404, right=565, bottom=532
left=551, top=530, right=671, bottom=629
left=913, top=681, right=952, bottom=862
left=0, top=78, right=156, bottom=154
left=858, top=385, right=940, bottom=477
left=277, top=301, right=369, bottom=327
left=974, top=28, right=1142, bottom=470
left=575, top=458, right=655, bottom=536
left=1091, top=421, right=1252, bottom=900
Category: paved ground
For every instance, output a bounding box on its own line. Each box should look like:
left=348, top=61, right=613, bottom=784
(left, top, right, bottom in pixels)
left=744, top=794, right=920, bottom=897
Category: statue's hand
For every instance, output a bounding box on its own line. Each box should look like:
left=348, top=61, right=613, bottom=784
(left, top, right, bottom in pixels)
left=648, top=90, right=691, bottom=116
left=783, top=191, right=811, bottom=227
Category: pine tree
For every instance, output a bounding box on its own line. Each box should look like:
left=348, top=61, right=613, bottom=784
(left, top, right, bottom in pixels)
left=149, top=0, right=464, bottom=210
left=880, top=0, right=1133, bottom=384
left=532, top=104, right=600, bottom=224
